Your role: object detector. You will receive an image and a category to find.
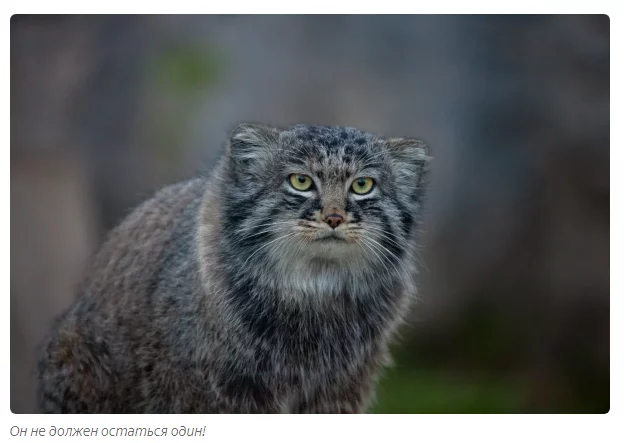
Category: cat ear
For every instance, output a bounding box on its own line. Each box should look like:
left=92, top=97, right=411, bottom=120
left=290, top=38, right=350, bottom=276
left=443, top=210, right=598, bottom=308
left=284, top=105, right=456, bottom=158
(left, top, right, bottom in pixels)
left=385, top=138, right=431, bottom=174
left=385, top=138, right=430, bottom=167
left=385, top=138, right=432, bottom=196
left=228, top=123, right=280, bottom=178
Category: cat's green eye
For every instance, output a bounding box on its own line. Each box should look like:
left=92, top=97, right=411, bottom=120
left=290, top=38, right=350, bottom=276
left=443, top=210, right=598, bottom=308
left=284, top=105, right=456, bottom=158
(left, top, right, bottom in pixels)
left=351, top=177, right=375, bottom=195
left=289, top=174, right=313, bottom=191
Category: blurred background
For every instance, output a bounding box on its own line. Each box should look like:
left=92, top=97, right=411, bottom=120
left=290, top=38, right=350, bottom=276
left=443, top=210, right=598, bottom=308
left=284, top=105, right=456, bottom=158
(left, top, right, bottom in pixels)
left=10, top=15, right=609, bottom=413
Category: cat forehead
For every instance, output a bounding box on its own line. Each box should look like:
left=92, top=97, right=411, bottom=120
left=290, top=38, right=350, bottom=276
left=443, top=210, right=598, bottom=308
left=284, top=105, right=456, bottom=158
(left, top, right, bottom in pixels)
left=289, top=124, right=369, bottom=143
left=280, top=125, right=384, bottom=167
left=287, top=125, right=374, bottom=149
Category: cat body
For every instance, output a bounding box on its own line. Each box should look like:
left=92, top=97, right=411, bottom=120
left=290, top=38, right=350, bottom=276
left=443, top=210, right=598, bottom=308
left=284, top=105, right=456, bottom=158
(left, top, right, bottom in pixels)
left=37, top=124, right=430, bottom=413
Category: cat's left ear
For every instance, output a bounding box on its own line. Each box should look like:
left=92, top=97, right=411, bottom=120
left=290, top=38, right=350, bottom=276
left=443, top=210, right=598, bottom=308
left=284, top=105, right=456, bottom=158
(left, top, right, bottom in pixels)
left=385, top=138, right=431, bottom=181
left=228, top=123, right=280, bottom=180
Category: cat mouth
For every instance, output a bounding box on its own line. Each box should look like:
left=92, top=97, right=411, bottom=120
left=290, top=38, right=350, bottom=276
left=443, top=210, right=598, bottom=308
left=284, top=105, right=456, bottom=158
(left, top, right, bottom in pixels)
left=314, top=231, right=348, bottom=242
left=316, top=236, right=346, bottom=242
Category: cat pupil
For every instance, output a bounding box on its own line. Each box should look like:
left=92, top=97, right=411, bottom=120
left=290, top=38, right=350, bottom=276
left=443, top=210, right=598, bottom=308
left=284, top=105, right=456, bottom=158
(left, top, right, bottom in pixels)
left=298, top=176, right=306, bottom=183
left=358, top=179, right=366, bottom=187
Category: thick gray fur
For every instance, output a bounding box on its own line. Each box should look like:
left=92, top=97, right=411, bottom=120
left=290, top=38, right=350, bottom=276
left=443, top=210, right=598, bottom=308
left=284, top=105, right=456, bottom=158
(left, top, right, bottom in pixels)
left=36, top=123, right=431, bottom=413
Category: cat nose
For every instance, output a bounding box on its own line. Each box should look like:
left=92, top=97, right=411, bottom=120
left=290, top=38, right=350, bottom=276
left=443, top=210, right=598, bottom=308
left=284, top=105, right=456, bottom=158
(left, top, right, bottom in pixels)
left=324, top=213, right=344, bottom=229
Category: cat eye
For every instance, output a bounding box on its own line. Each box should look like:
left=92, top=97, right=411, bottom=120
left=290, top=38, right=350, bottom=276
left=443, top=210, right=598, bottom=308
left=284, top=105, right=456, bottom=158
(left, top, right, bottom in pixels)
left=289, top=174, right=314, bottom=191
left=351, top=177, right=375, bottom=195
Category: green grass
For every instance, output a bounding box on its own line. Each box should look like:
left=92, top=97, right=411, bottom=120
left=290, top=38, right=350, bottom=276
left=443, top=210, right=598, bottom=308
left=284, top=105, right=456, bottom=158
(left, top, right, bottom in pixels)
left=154, top=45, right=224, bottom=95
left=371, top=365, right=530, bottom=414
left=144, top=44, right=226, bottom=163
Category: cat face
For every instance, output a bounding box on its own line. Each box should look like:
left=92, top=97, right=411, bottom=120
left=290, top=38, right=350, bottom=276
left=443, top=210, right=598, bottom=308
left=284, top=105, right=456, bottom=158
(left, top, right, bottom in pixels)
left=222, top=123, right=429, bottom=274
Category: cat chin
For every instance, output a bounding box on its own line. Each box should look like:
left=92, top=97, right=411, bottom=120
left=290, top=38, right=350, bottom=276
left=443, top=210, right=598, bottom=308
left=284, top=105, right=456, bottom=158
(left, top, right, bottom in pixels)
left=259, top=234, right=375, bottom=282
left=274, top=258, right=378, bottom=302
left=268, top=245, right=375, bottom=283
left=296, top=240, right=366, bottom=262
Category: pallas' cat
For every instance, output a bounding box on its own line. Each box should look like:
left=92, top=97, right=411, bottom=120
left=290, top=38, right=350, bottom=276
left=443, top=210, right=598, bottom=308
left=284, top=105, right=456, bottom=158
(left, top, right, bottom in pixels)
left=37, top=123, right=430, bottom=413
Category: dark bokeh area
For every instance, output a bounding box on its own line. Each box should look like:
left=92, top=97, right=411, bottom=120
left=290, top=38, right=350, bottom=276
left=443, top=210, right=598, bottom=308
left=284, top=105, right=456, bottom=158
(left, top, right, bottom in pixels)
left=10, top=14, right=609, bottom=414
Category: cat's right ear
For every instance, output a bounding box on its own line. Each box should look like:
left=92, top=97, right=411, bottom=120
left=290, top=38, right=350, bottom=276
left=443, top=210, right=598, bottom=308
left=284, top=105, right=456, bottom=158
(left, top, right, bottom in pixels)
left=385, top=138, right=432, bottom=204
left=385, top=138, right=431, bottom=181
left=228, top=123, right=280, bottom=181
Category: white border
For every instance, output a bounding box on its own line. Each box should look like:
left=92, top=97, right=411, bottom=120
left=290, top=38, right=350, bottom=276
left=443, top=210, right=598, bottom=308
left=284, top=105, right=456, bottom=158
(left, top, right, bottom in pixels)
left=3, top=4, right=618, bottom=443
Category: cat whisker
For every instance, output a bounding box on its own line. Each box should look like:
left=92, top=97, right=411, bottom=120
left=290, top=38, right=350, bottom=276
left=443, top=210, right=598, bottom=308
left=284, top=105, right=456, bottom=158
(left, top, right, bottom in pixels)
left=356, top=239, right=397, bottom=294
left=235, top=220, right=296, bottom=233
left=291, top=235, right=309, bottom=260
left=359, top=237, right=401, bottom=280
left=235, top=228, right=285, bottom=242
left=240, top=232, right=298, bottom=269
left=362, top=236, right=416, bottom=293
left=359, top=225, right=428, bottom=271
left=356, top=226, right=404, bottom=249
